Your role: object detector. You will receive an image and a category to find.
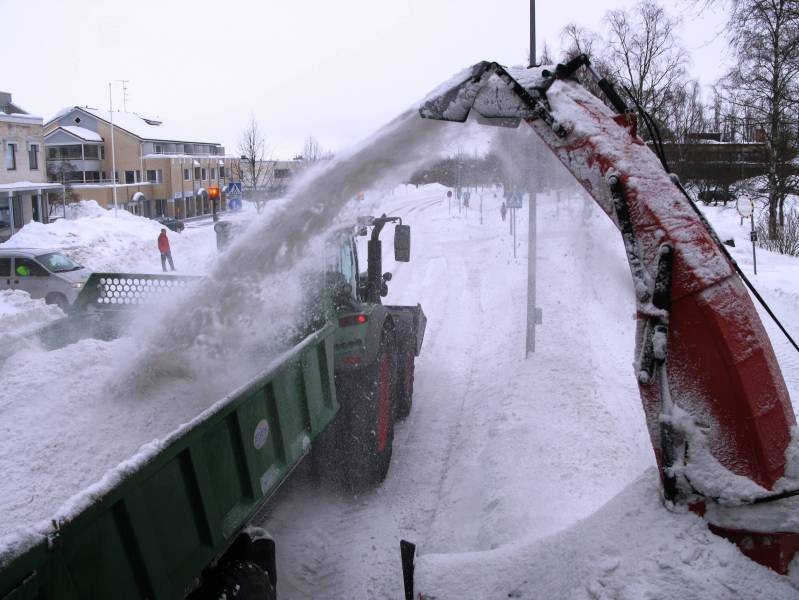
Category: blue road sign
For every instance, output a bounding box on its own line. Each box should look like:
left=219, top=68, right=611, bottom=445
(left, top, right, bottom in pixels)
left=507, top=192, right=523, bottom=209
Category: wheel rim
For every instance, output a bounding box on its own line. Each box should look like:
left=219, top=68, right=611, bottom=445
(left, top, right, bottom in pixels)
left=376, top=353, right=392, bottom=452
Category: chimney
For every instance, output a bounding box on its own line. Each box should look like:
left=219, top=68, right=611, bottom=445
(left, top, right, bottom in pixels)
left=0, top=91, right=11, bottom=112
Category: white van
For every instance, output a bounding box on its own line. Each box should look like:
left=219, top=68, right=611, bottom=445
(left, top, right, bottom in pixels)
left=0, top=248, right=91, bottom=309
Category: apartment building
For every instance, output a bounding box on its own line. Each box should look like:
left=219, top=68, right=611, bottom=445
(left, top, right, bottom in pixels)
left=44, top=107, right=236, bottom=219
left=1, top=92, right=63, bottom=241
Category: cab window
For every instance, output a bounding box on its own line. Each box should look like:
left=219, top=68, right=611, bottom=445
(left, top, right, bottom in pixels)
left=338, top=240, right=358, bottom=295
left=0, top=258, right=10, bottom=277
left=14, top=258, right=48, bottom=277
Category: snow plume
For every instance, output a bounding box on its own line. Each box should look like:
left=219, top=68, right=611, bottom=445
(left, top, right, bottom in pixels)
left=114, top=110, right=457, bottom=396
left=488, top=122, right=587, bottom=215
left=0, top=291, right=62, bottom=366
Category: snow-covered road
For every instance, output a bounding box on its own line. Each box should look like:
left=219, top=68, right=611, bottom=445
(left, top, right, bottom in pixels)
left=256, top=185, right=799, bottom=599
left=260, top=185, right=657, bottom=598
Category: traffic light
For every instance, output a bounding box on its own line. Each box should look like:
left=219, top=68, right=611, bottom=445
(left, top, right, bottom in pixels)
left=209, top=186, right=220, bottom=221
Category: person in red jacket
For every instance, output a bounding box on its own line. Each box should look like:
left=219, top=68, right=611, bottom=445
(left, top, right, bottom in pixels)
left=158, top=228, right=175, bottom=272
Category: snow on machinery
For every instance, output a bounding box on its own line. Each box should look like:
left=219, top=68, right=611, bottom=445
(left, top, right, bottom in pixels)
left=417, top=55, right=799, bottom=573
left=0, top=217, right=425, bottom=598
left=321, top=214, right=426, bottom=489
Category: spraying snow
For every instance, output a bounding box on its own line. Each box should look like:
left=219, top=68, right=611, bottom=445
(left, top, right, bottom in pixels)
left=115, top=110, right=459, bottom=396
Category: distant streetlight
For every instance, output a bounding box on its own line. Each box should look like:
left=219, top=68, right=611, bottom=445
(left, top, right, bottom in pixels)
left=529, top=0, right=536, bottom=67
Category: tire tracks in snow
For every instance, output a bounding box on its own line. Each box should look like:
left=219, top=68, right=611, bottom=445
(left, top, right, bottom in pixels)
left=258, top=193, right=492, bottom=598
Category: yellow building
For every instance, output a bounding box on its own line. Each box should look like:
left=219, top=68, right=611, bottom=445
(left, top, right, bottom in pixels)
left=44, top=107, right=236, bottom=219
left=1, top=92, right=63, bottom=241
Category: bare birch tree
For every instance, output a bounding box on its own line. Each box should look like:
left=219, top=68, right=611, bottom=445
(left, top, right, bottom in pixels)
left=561, top=23, right=616, bottom=104
left=605, top=0, right=689, bottom=134
left=296, top=135, right=334, bottom=172
left=720, top=0, right=799, bottom=239
left=237, top=115, right=273, bottom=213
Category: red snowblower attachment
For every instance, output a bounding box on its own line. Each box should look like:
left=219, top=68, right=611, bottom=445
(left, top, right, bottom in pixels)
left=420, top=56, right=799, bottom=572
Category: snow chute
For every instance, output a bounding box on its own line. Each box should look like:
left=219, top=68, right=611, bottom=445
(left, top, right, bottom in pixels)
left=419, top=57, right=798, bottom=572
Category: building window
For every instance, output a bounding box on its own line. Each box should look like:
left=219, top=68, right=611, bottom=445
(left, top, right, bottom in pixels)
left=83, top=145, right=99, bottom=159
left=146, top=169, right=161, bottom=183
left=28, top=144, right=39, bottom=170
left=154, top=143, right=163, bottom=154
left=211, top=167, right=216, bottom=180
left=100, top=146, right=105, bottom=159
left=201, top=168, right=207, bottom=180
left=125, top=170, right=137, bottom=184
left=183, top=168, right=190, bottom=181
left=219, top=166, right=225, bottom=178
left=185, top=144, right=194, bottom=154
left=275, top=168, right=290, bottom=179
left=194, top=167, right=200, bottom=180
left=48, top=145, right=82, bottom=160
left=5, top=143, right=17, bottom=170
left=85, top=171, right=100, bottom=182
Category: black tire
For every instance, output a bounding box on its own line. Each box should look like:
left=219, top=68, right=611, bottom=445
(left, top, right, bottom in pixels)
left=194, top=560, right=275, bottom=600
left=394, top=348, right=415, bottom=420
left=337, top=336, right=397, bottom=491
left=45, top=293, right=69, bottom=311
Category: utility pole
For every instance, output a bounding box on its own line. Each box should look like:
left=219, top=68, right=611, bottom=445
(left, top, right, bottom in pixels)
left=526, top=0, right=540, bottom=356
left=529, top=0, right=536, bottom=67
left=109, top=82, right=118, bottom=217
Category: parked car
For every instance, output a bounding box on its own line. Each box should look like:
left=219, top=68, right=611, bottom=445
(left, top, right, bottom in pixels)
left=0, top=248, right=91, bottom=309
left=156, top=216, right=185, bottom=233
left=698, top=188, right=737, bottom=206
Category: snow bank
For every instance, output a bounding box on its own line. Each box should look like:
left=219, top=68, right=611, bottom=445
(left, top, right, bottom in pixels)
left=1, top=200, right=217, bottom=274
left=416, top=469, right=798, bottom=599
left=0, top=290, right=62, bottom=336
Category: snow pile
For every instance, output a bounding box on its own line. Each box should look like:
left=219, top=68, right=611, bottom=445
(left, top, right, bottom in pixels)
left=0, top=291, right=63, bottom=365
left=0, top=290, right=62, bottom=335
left=416, top=470, right=798, bottom=599
left=1, top=201, right=217, bottom=274
left=64, top=199, right=107, bottom=219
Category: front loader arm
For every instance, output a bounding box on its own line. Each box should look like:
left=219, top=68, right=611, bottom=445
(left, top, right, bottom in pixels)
left=420, top=60, right=797, bottom=571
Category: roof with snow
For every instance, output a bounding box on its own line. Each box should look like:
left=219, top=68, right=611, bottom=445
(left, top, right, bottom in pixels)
left=46, top=106, right=220, bottom=146
left=0, top=181, right=63, bottom=192
left=45, top=125, right=103, bottom=143
left=0, top=97, right=42, bottom=124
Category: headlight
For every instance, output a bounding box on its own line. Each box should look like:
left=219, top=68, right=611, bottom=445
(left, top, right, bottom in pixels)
left=72, top=282, right=84, bottom=289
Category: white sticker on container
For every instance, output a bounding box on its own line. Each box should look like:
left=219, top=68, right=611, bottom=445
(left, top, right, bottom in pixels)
left=253, top=419, right=270, bottom=450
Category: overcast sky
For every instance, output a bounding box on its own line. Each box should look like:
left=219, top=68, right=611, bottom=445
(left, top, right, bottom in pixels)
left=3, top=0, right=730, bottom=158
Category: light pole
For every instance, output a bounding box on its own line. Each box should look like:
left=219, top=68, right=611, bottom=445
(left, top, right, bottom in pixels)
left=529, top=0, right=536, bottom=67
left=526, top=0, right=540, bottom=356
left=109, top=82, right=118, bottom=217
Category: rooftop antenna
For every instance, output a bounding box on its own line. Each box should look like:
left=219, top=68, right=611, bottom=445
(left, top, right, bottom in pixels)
left=116, top=79, right=130, bottom=112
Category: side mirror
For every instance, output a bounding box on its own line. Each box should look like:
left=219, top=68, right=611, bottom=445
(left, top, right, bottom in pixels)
left=394, top=225, right=411, bottom=262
